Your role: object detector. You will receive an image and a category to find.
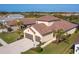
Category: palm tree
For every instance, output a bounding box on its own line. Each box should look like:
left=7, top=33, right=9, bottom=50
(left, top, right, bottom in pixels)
left=16, top=20, right=23, bottom=26
left=16, top=20, right=23, bottom=30
left=53, top=29, right=65, bottom=43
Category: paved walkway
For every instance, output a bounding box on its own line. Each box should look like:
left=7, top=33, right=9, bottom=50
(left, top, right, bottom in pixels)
left=0, top=38, right=34, bottom=54
left=0, top=38, right=8, bottom=46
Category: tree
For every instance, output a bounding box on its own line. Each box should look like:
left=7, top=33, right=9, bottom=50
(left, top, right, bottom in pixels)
left=16, top=20, right=23, bottom=26
left=16, top=20, right=24, bottom=29
left=16, top=29, right=22, bottom=35
left=53, top=29, right=65, bottom=43
left=0, top=23, right=6, bottom=29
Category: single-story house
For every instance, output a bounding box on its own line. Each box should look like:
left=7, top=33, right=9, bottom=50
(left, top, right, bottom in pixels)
left=5, top=18, right=36, bottom=31
left=0, top=14, right=24, bottom=25
left=6, top=18, right=36, bottom=26
left=7, top=14, right=24, bottom=19
left=24, top=15, right=78, bottom=46
left=20, top=18, right=36, bottom=26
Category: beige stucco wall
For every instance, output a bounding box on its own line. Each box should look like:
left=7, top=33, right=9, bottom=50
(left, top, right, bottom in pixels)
left=24, top=27, right=42, bottom=46
left=41, top=37, right=56, bottom=48
left=36, top=21, right=54, bottom=26
left=41, top=33, right=56, bottom=43
left=66, top=28, right=76, bottom=35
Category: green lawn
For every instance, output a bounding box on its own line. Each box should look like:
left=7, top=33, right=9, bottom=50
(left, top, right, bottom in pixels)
left=22, top=32, right=79, bottom=54
left=0, top=32, right=20, bottom=44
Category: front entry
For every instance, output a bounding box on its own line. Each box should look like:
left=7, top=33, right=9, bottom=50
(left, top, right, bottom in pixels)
left=35, top=35, right=41, bottom=44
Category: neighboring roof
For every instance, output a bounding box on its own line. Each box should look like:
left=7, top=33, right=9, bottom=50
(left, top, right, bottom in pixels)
left=7, top=18, right=36, bottom=26
left=7, top=14, right=24, bottom=17
left=0, top=14, right=24, bottom=22
left=38, top=15, right=59, bottom=22
left=7, top=20, right=17, bottom=26
left=20, top=18, right=36, bottom=25
left=32, top=20, right=77, bottom=36
left=0, top=16, right=18, bottom=21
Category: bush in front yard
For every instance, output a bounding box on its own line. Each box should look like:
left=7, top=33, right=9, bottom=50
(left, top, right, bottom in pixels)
left=33, top=47, right=43, bottom=53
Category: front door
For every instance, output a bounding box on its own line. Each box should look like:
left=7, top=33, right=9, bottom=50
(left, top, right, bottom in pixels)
left=35, top=35, right=41, bottom=44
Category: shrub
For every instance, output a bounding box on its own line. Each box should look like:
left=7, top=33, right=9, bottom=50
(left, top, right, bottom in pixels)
left=34, top=47, right=43, bottom=53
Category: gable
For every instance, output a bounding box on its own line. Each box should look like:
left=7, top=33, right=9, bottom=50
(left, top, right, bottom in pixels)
left=24, top=28, right=34, bottom=35
left=24, top=27, right=42, bottom=38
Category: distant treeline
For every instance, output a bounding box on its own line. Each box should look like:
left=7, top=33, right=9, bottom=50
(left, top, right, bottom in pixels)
left=0, top=12, right=79, bottom=14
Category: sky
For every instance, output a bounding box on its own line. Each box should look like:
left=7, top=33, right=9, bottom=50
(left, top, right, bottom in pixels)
left=0, top=4, right=79, bottom=12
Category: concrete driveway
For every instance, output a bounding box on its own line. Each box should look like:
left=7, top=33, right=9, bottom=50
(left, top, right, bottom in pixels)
left=0, top=38, right=34, bottom=54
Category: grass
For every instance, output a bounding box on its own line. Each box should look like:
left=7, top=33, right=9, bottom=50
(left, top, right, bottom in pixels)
left=22, top=32, right=79, bottom=54
left=0, top=32, right=20, bottom=44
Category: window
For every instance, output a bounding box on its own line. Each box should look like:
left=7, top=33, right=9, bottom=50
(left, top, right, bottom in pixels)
left=35, top=36, right=41, bottom=42
left=25, top=33, right=33, bottom=41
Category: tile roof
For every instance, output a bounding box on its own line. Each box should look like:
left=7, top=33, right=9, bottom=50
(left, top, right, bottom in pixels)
left=32, top=20, right=77, bottom=36
left=7, top=18, right=36, bottom=26
left=20, top=18, right=36, bottom=25
left=38, top=15, right=59, bottom=22
left=7, top=20, right=17, bottom=26
left=50, top=20, right=77, bottom=31
left=32, top=23, right=52, bottom=36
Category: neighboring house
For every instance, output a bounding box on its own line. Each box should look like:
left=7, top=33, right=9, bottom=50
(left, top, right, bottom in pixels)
left=0, top=28, right=8, bottom=33
left=20, top=18, right=36, bottom=27
left=6, top=18, right=36, bottom=31
left=24, top=15, right=78, bottom=47
left=7, top=14, right=24, bottom=19
left=0, top=14, right=24, bottom=25
left=6, top=20, right=19, bottom=31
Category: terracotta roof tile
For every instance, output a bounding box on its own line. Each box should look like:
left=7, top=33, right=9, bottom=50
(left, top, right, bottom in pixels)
left=38, top=15, right=59, bottom=22
left=20, top=18, right=36, bottom=25
left=32, top=23, right=52, bottom=36
left=32, top=20, right=77, bottom=36
left=7, top=20, right=17, bottom=26
left=7, top=18, right=36, bottom=26
left=50, top=20, right=77, bottom=31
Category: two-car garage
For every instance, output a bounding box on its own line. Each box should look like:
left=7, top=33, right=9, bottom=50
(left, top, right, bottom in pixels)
left=25, top=33, right=41, bottom=43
